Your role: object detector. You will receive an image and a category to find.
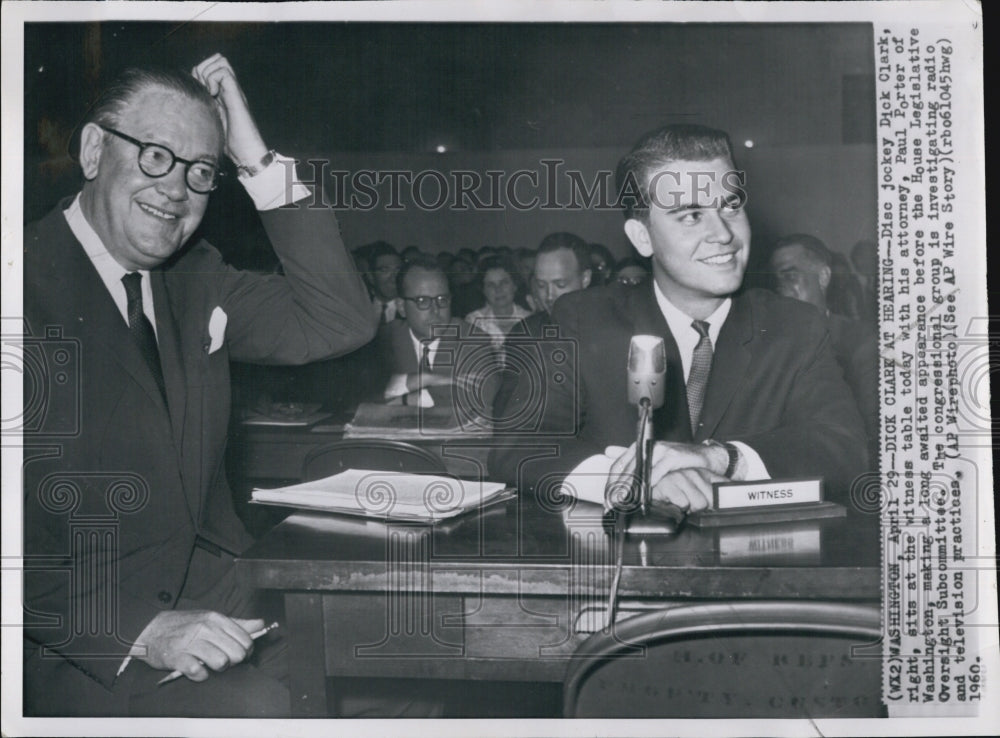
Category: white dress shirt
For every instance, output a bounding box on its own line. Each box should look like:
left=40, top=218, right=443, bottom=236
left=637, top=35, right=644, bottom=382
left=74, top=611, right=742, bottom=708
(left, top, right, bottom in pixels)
left=384, top=329, right=440, bottom=407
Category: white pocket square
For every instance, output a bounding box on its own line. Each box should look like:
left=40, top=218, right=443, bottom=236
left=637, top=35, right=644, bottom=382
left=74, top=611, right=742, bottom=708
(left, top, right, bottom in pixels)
left=207, top=306, right=228, bottom=354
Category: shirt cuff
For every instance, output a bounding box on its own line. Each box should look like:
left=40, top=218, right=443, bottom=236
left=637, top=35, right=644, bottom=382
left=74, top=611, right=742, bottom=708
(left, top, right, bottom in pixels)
left=729, top=441, right=770, bottom=480
left=384, top=373, right=409, bottom=400
left=238, top=153, right=311, bottom=210
left=560, top=453, right=615, bottom=507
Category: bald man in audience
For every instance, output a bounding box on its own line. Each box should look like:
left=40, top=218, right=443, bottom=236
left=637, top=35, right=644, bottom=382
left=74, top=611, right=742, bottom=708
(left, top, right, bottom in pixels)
left=525, top=232, right=593, bottom=335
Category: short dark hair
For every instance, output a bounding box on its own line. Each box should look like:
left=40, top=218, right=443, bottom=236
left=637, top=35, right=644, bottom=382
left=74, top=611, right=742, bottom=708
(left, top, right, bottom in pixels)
left=616, top=124, right=735, bottom=221
left=772, top=234, right=832, bottom=271
left=84, top=66, right=223, bottom=147
left=367, top=240, right=400, bottom=266
left=475, top=254, right=521, bottom=292
left=615, top=255, right=652, bottom=274
left=537, top=232, right=591, bottom=274
left=396, top=255, right=448, bottom=296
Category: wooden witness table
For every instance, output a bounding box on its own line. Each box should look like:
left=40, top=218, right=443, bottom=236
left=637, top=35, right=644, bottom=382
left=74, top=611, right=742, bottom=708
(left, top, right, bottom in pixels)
left=235, top=491, right=881, bottom=716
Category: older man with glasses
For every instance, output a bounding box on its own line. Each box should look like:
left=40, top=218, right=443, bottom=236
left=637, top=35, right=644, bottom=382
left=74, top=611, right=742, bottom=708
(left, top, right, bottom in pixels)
left=22, top=55, right=375, bottom=716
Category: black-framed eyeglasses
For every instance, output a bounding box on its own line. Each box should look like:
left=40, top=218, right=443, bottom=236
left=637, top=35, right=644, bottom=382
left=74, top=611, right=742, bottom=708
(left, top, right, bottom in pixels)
left=100, top=125, right=223, bottom=194
left=404, top=294, right=451, bottom=311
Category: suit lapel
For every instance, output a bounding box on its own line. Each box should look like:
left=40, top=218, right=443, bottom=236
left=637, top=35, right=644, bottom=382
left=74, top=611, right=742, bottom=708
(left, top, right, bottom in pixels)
left=696, top=293, right=754, bottom=441
left=625, top=285, right=692, bottom=442
left=45, top=210, right=173, bottom=416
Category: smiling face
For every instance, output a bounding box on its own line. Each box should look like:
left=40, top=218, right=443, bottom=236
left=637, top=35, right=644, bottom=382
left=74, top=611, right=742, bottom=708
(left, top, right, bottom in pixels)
left=624, top=157, right=749, bottom=319
left=79, top=85, right=223, bottom=271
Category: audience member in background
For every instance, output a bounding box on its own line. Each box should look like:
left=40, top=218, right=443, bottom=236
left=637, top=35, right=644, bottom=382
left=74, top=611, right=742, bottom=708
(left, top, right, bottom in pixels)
left=351, top=245, right=372, bottom=279
left=380, top=256, right=497, bottom=411
left=515, top=247, right=538, bottom=310
left=401, top=245, right=423, bottom=263
left=525, top=232, right=592, bottom=335
left=493, top=233, right=592, bottom=421
left=365, top=241, right=403, bottom=324
left=851, top=238, right=879, bottom=327
left=465, top=255, right=531, bottom=347
left=614, top=255, right=652, bottom=287
left=435, top=250, right=454, bottom=274
left=448, top=254, right=480, bottom=318
left=475, top=245, right=499, bottom=269
left=516, top=247, right=537, bottom=287
left=769, top=234, right=878, bottom=452
left=588, top=242, right=616, bottom=286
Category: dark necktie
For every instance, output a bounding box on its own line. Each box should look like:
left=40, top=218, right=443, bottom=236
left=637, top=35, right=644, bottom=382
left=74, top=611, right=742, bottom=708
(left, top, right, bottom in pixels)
left=686, top=319, right=713, bottom=435
left=121, top=272, right=167, bottom=405
left=420, top=342, right=432, bottom=374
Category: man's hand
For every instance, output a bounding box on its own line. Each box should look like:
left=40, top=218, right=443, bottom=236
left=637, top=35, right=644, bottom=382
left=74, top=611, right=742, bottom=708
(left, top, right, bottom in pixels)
left=608, top=441, right=726, bottom=487
left=651, top=468, right=728, bottom=512
left=131, top=610, right=264, bottom=682
left=191, top=54, right=269, bottom=168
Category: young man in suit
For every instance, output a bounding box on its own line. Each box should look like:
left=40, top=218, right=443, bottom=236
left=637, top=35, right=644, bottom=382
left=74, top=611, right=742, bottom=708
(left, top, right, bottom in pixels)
left=21, top=55, right=376, bottom=715
left=491, top=124, right=868, bottom=512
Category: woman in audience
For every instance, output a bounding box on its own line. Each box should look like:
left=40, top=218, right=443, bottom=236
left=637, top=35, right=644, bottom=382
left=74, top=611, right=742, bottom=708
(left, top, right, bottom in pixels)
left=465, top=255, right=531, bottom=346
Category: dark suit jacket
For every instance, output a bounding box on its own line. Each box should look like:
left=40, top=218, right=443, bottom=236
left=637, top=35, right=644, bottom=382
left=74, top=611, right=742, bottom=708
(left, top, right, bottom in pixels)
left=22, top=195, right=375, bottom=692
left=490, top=283, right=869, bottom=500
left=377, top=318, right=500, bottom=408
left=829, top=313, right=879, bottom=454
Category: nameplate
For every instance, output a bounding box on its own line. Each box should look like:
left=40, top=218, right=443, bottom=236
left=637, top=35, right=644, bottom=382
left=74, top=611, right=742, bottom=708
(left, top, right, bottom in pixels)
left=713, top=477, right=822, bottom=510
left=718, top=525, right=821, bottom=563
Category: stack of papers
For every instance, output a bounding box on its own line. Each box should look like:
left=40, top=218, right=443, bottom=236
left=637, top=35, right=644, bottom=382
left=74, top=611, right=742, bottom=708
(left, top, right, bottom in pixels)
left=251, top=469, right=511, bottom=522
left=343, top=402, right=492, bottom=439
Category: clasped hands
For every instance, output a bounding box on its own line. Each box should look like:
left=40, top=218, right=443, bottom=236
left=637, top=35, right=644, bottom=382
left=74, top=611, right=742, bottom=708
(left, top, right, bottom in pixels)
left=604, top=440, right=730, bottom=513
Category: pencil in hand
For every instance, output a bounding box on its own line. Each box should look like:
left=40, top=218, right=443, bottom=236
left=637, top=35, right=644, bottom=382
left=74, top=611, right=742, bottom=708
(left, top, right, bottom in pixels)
left=156, top=621, right=279, bottom=686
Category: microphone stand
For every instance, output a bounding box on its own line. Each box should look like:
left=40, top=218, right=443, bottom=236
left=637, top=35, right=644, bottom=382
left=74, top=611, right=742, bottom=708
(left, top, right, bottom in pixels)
left=605, top=398, right=684, bottom=629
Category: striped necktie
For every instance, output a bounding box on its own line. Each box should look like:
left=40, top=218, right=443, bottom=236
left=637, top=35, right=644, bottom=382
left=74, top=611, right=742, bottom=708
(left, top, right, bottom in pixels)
left=686, top=319, right=712, bottom=435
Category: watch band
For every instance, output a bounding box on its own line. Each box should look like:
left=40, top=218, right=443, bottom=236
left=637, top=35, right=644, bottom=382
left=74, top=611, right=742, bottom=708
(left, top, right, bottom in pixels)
left=237, top=149, right=276, bottom=177
left=704, top=439, right=741, bottom=479
left=721, top=441, right=741, bottom=479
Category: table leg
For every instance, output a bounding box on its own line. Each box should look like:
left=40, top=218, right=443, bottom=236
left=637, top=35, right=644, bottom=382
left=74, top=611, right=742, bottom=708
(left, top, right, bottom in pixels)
left=285, top=592, right=329, bottom=716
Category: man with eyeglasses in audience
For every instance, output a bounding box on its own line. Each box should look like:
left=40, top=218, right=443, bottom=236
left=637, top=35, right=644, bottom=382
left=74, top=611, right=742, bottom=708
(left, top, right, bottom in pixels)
left=22, top=55, right=376, bottom=716
left=381, top=255, right=498, bottom=410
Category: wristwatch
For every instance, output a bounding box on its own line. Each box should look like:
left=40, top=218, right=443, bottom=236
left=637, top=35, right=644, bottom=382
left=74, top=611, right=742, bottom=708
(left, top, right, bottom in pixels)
left=704, top=439, right=741, bottom=479
left=237, top=149, right=277, bottom=177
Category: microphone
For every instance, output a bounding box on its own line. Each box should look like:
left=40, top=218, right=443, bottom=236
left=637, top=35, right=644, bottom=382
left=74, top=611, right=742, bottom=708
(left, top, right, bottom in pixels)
left=627, top=335, right=666, bottom=409
left=623, top=335, right=687, bottom=529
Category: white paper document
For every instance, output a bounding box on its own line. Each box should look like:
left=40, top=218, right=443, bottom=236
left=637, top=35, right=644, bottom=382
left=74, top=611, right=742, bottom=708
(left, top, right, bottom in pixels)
left=252, top=469, right=510, bottom=521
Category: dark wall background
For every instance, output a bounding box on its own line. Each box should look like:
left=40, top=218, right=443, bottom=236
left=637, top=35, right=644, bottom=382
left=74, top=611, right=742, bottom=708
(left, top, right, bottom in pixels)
left=24, top=21, right=876, bottom=273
